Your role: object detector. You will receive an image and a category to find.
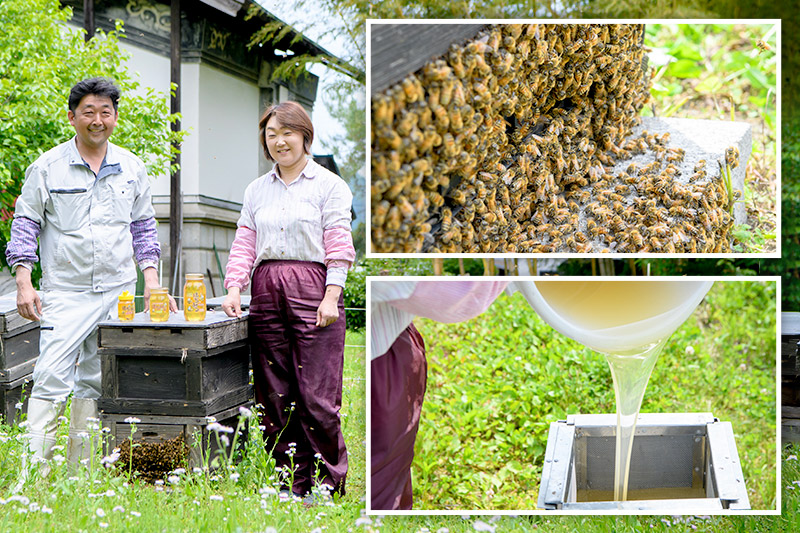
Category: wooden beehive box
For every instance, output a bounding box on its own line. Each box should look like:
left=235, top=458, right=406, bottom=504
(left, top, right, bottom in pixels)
left=97, top=311, right=251, bottom=417
left=0, top=292, right=39, bottom=383
left=101, top=403, right=251, bottom=471
left=1, top=374, right=32, bottom=425
left=782, top=312, right=800, bottom=443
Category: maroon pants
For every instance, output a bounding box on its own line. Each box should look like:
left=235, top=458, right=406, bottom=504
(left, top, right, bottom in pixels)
left=249, top=260, right=347, bottom=496
left=370, top=323, right=427, bottom=510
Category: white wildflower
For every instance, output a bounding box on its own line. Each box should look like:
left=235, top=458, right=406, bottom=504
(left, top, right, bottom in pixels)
left=473, top=520, right=495, bottom=532
left=96, top=508, right=106, bottom=518
left=123, top=417, right=140, bottom=424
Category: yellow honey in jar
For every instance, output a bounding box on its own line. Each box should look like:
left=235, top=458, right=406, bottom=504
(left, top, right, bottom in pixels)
left=183, top=273, right=206, bottom=322
left=149, top=287, right=170, bottom=322
left=118, top=291, right=135, bottom=322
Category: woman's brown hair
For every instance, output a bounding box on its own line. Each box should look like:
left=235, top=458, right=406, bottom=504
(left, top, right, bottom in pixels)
left=258, top=101, right=314, bottom=161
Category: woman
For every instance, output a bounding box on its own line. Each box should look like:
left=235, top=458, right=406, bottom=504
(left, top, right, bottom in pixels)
left=371, top=280, right=508, bottom=510
left=222, top=101, right=355, bottom=500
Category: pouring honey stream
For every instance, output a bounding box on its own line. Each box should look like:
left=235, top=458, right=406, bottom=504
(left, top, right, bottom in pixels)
left=515, top=279, right=713, bottom=504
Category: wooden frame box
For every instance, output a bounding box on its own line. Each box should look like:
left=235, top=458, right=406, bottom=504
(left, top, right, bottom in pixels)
left=101, top=403, right=251, bottom=470
left=0, top=292, right=39, bottom=383
left=98, top=313, right=251, bottom=417
left=1, top=374, right=31, bottom=425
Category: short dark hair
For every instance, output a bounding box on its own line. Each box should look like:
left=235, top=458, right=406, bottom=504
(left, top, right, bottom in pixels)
left=68, top=77, right=121, bottom=113
left=258, top=101, right=314, bottom=161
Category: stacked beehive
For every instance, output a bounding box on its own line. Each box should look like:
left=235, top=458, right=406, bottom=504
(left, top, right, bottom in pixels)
left=0, top=292, right=39, bottom=425
left=97, top=313, right=252, bottom=470
left=371, top=23, right=737, bottom=253
left=782, top=312, right=800, bottom=444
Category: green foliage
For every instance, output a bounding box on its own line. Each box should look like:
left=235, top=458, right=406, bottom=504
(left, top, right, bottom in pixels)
left=0, top=0, right=184, bottom=272
left=344, top=259, right=434, bottom=330
left=412, top=281, right=775, bottom=511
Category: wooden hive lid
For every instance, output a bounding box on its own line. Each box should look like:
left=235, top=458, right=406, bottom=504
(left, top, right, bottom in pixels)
left=98, top=311, right=249, bottom=352
left=0, top=292, right=38, bottom=336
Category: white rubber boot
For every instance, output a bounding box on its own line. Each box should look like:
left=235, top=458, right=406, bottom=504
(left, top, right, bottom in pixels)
left=67, top=397, right=99, bottom=470
left=14, top=398, right=65, bottom=491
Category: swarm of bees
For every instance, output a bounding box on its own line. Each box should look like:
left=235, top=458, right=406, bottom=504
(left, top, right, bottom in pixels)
left=371, top=23, right=739, bottom=253
left=116, top=434, right=188, bottom=483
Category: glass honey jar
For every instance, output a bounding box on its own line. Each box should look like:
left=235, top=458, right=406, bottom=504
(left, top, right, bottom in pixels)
left=149, top=287, right=170, bottom=322
left=117, top=291, right=135, bottom=322
left=183, top=273, right=206, bottom=322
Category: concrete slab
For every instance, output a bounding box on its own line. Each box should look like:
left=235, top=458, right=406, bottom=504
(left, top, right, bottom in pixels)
left=620, top=117, right=752, bottom=225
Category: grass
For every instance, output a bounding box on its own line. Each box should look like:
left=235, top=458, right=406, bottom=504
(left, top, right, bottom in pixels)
left=410, top=280, right=776, bottom=511
left=644, top=23, right=778, bottom=253
left=0, top=330, right=366, bottom=532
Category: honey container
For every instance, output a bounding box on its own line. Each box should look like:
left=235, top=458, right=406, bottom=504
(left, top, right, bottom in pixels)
left=183, top=273, right=206, bottom=322
left=149, top=287, right=170, bottom=322
left=117, top=291, right=135, bottom=322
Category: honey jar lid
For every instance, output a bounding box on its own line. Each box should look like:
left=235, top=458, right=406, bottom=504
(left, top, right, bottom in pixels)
left=118, top=291, right=134, bottom=302
left=151, top=287, right=168, bottom=294
left=185, top=273, right=204, bottom=281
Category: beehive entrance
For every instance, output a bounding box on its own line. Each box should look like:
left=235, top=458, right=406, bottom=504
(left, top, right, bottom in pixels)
left=371, top=23, right=741, bottom=253
left=117, top=434, right=189, bottom=483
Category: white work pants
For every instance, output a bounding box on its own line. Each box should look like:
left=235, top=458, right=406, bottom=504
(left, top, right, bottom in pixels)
left=31, top=284, right=134, bottom=401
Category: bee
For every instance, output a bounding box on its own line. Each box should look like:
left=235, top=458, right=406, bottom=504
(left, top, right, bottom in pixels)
left=725, top=146, right=740, bottom=169
left=630, top=229, right=644, bottom=247
left=401, top=75, right=424, bottom=103
left=449, top=105, right=464, bottom=132
left=448, top=188, right=467, bottom=205
left=440, top=78, right=455, bottom=107
left=756, top=39, right=772, bottom=53
left=385, top=206, right=402, bottom=232
left=440, top=207, right=453, bottom=233
left=609, top=215, right=626, bottom=232
left=432, top=105, right=450, bottom=132
left=372, top=95, right=395, bottom=129
left=422, top=59, right=452, bottom=82
left=372, top=200, right=390, bottom=228
left=649, top=236, right=663, bottom=251
left=426, top=190, right=444, bottom=209
left=666, top=147, right=686, bottom=164
left=442, top=133, right=457, bottom=158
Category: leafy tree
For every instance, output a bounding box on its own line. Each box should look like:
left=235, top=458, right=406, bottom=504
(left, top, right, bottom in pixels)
left=0, top=0, right=184, bottom=273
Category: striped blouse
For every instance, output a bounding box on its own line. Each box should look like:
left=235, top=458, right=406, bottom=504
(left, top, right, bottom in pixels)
left=225, top=158, right=355, bottom=289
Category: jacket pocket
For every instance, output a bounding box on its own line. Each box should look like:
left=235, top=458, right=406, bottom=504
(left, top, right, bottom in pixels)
left=48, top=188, right=90, bottom=232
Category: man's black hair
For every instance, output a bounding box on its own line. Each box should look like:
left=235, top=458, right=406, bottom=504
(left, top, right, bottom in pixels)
left=68, top=77, right=120, bottom=113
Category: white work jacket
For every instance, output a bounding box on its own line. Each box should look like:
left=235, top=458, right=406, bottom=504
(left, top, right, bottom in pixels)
left=14, top=137, right=156, bottom=291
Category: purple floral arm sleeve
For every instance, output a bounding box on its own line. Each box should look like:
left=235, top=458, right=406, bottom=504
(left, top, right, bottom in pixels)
left=130, top=216, right=160, bottom=269
left=6, top=216, right=40, bottom=269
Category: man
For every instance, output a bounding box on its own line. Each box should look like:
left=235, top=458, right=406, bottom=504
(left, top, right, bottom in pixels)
left=6, top=77, right=175, bottom=479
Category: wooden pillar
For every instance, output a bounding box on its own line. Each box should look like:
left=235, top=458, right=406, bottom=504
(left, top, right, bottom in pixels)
left=83, top=0, right=94, bottom=42
left=169, top=0, right=183, bottom=294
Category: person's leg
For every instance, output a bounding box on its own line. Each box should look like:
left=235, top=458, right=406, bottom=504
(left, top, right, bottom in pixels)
left=370, top=323, right=427, bottom=510
left=285, top=262, right=348, bottom=496
left=249, top=262, right=306, bottom=494
left=69, top=284, right=133, bottom=467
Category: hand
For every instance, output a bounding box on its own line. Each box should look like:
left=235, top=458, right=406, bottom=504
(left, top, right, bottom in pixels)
left=15, top=267, right=41, bottom=321
left=142, top=267, right=178, bottom=313
left=316, top=285, right=342, bottom=328
left=222, top=287, right=242, bottom=318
